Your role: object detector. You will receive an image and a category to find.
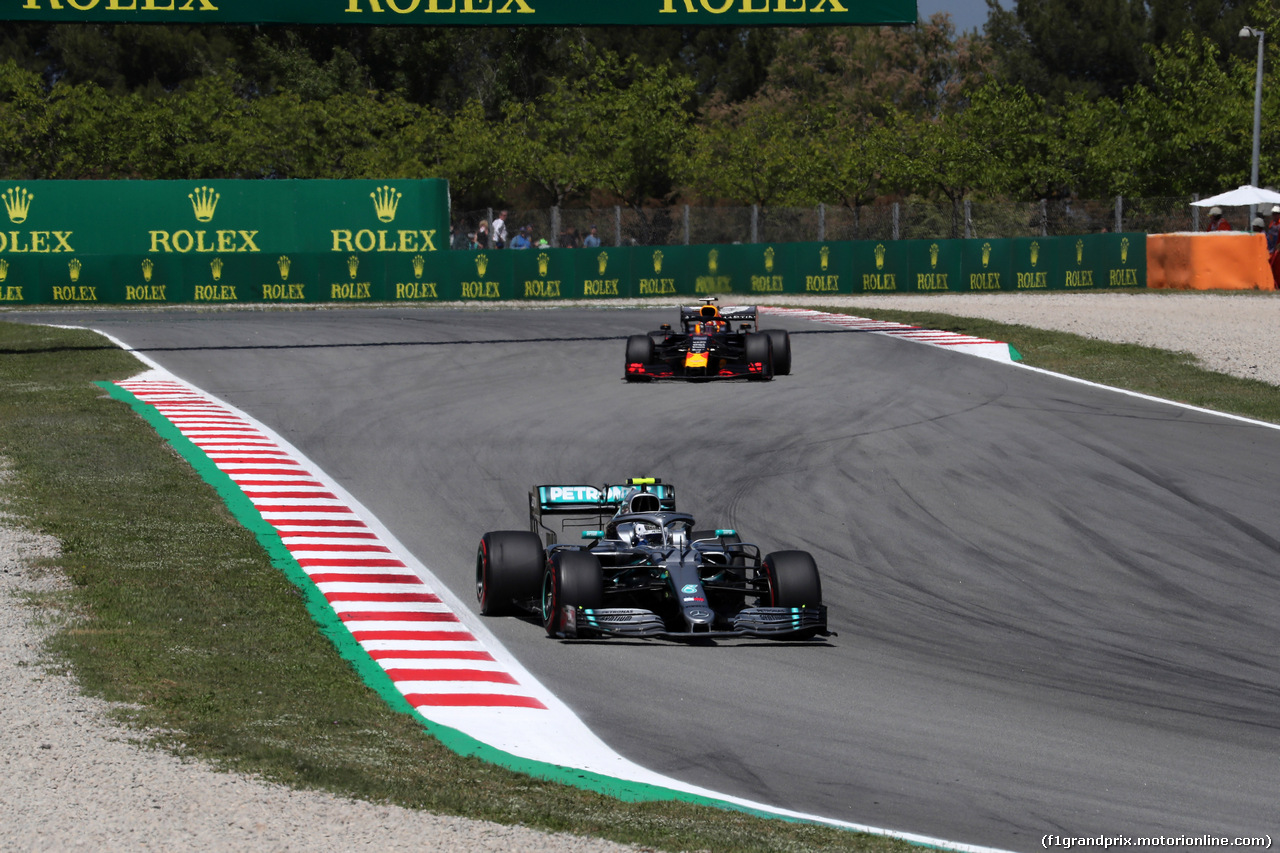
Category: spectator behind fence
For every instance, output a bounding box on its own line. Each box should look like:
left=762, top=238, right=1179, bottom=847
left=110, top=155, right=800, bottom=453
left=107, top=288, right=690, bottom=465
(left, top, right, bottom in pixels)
left=492, top=210, right=508, bottom=249
left=1266, top=205, right=1280, bottom=253
left=451, top=222, right=469, bottom=250
left=510, top=225, right=532, bottom=250
left=477, top=219, right=490, bottom=249
left=583, top=225, right=601, bottom=248
left=1206, top=206, right=1232, bottom=231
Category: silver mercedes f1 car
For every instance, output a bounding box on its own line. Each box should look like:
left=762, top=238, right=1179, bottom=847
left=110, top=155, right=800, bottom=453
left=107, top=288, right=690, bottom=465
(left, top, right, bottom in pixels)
left=476, top=478, right=829, bottom=641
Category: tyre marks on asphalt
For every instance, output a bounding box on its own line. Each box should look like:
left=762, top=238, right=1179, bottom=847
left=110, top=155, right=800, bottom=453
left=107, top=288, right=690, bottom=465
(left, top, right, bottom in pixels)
left=99, top=353, right=1015, bottom=853
left=114, top=376, right=549, bottom=714
left=760, top=306, right=1019, bottom=362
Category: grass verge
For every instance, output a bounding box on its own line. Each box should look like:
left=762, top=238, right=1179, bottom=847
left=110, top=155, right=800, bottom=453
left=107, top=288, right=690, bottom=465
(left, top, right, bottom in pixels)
left=0, top=317, right=915, bottom=853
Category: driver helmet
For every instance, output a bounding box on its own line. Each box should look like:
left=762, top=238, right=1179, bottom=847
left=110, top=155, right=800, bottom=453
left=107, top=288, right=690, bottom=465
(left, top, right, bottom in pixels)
left=620, top=521, right=659, bottom=545
left=697, top=305, right=723, bottom=334
left=635, top=523, right=664, bottom=545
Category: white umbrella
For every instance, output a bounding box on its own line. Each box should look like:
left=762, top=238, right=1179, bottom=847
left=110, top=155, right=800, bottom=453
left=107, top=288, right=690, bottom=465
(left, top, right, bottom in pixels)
left=1191, top=185, right=1280, bottom=207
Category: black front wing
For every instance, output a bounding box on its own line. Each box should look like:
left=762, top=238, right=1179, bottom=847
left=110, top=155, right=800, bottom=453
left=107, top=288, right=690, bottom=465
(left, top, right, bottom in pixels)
left=555, top=604, right=829, bottom=640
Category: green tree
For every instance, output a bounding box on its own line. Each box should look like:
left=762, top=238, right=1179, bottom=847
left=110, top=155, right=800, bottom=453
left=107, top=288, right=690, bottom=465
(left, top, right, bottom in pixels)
left=0, top=60, right=50, bottom=177
left=583, top=53, right=696, bottom=213
left=682, top=91, right=827, bottom=206
left=498, top=72, right=608, bottom=209
left=984, top=0, right=1151, bottom=102
left=763, top=17, right=992, bottom=120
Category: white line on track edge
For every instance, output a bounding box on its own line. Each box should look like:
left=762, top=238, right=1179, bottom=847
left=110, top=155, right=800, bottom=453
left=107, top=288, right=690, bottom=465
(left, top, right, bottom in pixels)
left=764, top=308, right=1280, bottom=431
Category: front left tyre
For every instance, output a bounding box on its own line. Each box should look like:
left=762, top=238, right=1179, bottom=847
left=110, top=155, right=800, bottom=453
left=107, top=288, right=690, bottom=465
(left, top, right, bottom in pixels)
left=542, top=550, right=605, bottom=637
left=476, top=530, right=544, bottom=616
left=764, top=329, right=791, bottom=375
left=761, top=550, right=822, bottom=608
left=624, top=335, right=655, bottom=382
left=743, top=332, right=774, bottom=381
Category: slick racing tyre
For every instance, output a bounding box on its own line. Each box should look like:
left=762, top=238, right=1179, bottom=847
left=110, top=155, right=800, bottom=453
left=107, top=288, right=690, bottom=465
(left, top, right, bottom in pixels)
left=542, top=550, right=604, bottom=637
left=624, top=335, right=655, bottom=382
left=476, top=530, right=543, bottom=616
left=764, top=329, right=791, bottom=375
left=761, top=550, right=822, bottom=608
left=743, top=332, right=774, bottom=381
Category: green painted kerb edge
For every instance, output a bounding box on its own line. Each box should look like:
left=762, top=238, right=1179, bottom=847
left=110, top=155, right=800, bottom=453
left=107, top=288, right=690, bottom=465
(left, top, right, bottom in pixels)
left=3, top=0, right=918, bottom=27
left=98, top=379, right=827, bottom=825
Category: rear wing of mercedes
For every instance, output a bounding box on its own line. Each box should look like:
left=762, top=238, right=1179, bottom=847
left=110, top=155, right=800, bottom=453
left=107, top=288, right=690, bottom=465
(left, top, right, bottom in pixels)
left=529, top=478, right=676, bottom=543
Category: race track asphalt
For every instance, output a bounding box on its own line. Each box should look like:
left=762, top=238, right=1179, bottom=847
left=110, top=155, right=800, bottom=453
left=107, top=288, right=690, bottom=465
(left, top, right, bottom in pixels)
left=8, top=306, right=1279, bottom=852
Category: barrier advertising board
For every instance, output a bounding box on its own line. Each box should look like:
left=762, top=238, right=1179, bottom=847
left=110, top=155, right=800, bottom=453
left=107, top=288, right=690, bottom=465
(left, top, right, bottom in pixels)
left=2, top=1, right=918, bottom=27
left=0, top=179, right=449, bottom=306
left=0, top=180, right=1147, bottom=305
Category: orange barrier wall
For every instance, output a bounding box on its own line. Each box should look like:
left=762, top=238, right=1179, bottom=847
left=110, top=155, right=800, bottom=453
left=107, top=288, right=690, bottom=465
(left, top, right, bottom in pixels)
left=1147, top=232, right=1276, bottom=290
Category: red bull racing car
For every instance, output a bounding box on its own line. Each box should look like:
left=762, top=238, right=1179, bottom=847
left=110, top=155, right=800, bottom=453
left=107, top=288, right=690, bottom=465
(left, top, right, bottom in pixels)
left=476, top=478, right=829, bottom=641
left=624, top=299, right=791, bottom=381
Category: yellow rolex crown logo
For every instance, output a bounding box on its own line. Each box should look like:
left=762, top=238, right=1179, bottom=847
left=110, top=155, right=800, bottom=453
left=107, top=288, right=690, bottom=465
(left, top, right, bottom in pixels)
left=68, top=258, right=82, bottom=283
left=278, top=256, right=291, bottom=280
left=874, top=243, right=886, bottom=270
left=141, top=258, right=154, bottom=282
left=412, top=254, right=425, bottom=279
left=1076, top=239, right=1084, bottom=265
left=820, top=245, right=830, bottom=271
left=0, top=259, right=9, bottom=282
left=348, top=255, right=360, bottom=278
left=537, top=253, right=550, bottom=277
left=1121, top=237, right=1130, bottom=264
left=597, top=251, right=609, bottom=275
left=371, top=186, right=401, bottom=223
left=1030, top=241, right=1040, bottom=267
left=929, top=243, right=940, bottom=268
left=211, top=257, right=224, bottom=281
left=476, top=254, right=488, bottom=277
left=982, top=243, right=992, bottom=267
left=653, top=250, right=663, bottom=273
left=3, top=187, right=33, bottom=224
left=708, top=249, right=719, bottom=274
left=764, top=246, right=775, bottom=273
left=189, top=186, right=219, bottom=222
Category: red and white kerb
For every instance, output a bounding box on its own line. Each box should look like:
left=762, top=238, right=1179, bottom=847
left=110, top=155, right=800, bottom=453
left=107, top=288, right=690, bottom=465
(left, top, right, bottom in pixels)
left=115, top=378, right=548, bottom=713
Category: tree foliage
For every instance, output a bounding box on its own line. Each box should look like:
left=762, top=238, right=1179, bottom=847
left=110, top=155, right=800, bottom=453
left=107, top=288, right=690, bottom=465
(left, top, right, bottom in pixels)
left=0, top=9, right=1276, bottom=209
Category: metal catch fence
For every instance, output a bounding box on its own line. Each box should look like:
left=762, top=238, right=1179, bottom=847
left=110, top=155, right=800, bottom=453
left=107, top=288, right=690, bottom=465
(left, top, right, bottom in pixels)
left=454, top=196, right=1209, bottom=249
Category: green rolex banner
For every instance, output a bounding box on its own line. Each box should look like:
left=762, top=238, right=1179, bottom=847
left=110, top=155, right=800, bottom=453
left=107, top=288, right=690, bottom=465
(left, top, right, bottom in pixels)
left=0, top=186, right=1146, bottom=305
left=0, top=179, right=449, bottom=306
left=3, top=0, right=918, bottom=26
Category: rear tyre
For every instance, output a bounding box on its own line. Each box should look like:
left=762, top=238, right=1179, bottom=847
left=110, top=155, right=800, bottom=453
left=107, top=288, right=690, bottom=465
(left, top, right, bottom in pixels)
left=764, top=329, right=791, bottom=375
left=743, top=333, right=774, bottom=381
left=624, top=335, right=654, bottom=382
left=761, top=550, right=822, bottom=608
left=542, top=550, right=605, bottom=637
left=476, top=531, right=543, bottom=616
